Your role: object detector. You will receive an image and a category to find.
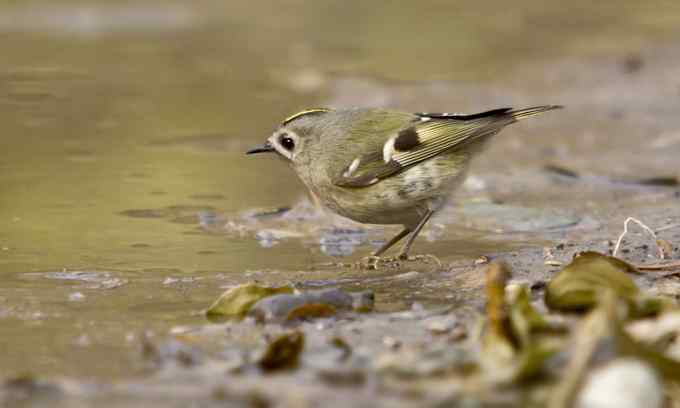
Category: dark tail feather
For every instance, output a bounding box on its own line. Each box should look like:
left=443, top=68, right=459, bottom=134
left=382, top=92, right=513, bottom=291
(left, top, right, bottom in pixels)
left=415, top=105, right=562, bottom=122
left=509, top=105, right=563, bottom=121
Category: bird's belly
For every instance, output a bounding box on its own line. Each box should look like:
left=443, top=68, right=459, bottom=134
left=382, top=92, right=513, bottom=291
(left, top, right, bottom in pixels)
left=322, top=155, right=469, bottom=226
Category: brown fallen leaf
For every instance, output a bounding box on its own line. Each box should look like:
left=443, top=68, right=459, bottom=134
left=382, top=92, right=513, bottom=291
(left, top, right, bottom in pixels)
left=479, top=262, right=563, bottom=383
left=248, top=288, right=373, bottom=323
left=484, top=261, right=512, bottom=342
left=286, top=303, right=337, bottom=321
left=257, top=331, right=305, bottom=372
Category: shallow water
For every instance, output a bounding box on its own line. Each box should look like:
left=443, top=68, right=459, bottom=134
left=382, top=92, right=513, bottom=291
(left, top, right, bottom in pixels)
left=1, top=0, right=680, bottom=381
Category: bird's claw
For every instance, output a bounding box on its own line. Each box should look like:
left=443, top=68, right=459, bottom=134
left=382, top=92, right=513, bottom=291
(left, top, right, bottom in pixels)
left=357, top=255, right=382, bottom=270
left=354, top=253, right=442, bottom=270
left=398, top=253, right=443, bottom=267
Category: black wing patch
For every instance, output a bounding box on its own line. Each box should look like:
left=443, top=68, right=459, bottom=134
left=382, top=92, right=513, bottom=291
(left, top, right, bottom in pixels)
left=393, top=127, right=420, bottom=151
left=416, top=107, right=512, bottom=121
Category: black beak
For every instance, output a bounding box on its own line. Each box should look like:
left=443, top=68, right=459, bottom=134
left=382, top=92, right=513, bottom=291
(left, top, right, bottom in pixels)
left=246, top=142, right=275, bottom=155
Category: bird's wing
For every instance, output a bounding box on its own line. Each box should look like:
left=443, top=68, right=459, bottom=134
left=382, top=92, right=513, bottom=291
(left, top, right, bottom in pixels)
left=332, top=106, right=561, bottom=188
left=332, top=107, right=521, bottom=188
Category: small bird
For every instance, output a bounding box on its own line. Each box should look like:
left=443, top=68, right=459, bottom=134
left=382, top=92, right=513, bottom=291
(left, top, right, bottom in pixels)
left=247, top=106, right=561, bottom=259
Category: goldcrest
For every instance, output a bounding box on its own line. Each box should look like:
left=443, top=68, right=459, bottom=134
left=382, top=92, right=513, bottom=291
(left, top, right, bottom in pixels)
left=247, top=106, right=561, bottom=259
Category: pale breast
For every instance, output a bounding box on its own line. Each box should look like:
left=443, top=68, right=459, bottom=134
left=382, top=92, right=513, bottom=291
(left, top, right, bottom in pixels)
left=318, top=152, right=470, bottom=225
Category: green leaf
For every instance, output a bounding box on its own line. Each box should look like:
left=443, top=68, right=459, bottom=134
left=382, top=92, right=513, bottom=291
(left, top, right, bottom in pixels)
left=257, top=331, right=305, bottom=372
left=507, top=284, right=551, bottom=348
left=480, top=263, right=563, bottom=383
left=545, top=251, right=639, bottom=312
left=205, top=283, right=293, bottom=320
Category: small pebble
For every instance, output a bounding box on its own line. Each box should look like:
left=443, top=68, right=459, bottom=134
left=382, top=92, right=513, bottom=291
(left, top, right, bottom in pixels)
left=543, top=247, right=554, bottom=259
left=424, top=316, right=458, bottom=335
left=577, top=359, right=662, bottom=408
left=68, top=292, right=85, bottom=301
left=474, top=255, right=489, bottom=265
left=621, top=54, right=644, bottom=74
left=410, top=303, right=425, bottom=312
left=74, top=334, right=91, bottom=347
left=530, top=280, right=547, bottom=291
left=163, top=277, right=179, bottom=285
left=382, top=336, right=401, bottom=349
left=448, top=327, right=467, bottom=342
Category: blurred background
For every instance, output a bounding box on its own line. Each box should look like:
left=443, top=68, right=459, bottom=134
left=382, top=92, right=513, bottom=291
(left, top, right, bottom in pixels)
left=1, top=0, right=680, bottom=380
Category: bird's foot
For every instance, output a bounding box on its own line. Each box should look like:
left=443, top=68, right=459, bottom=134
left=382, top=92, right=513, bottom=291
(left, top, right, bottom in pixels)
left=355, top=254, right=442, bottom=270
left=396, top=253, right=443, bottom=267
left=355, top=255, right=388, bottom=270
left=355, top=255, right=402, bottom=270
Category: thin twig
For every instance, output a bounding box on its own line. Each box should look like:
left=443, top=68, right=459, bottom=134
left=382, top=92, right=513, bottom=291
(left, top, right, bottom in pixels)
left=612, top=217, right=658, bottom=258
left=655, top=223, right=680, bottom=233
left=634, top=261, right=680, bottom=271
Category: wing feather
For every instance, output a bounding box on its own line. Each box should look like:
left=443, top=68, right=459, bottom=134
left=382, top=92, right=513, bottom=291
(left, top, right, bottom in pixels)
left=333, top=106, right=560, bottom=188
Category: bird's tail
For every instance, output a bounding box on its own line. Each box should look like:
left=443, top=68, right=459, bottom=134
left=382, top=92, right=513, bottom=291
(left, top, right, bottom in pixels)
left=509, top=105, right=563, bottom=121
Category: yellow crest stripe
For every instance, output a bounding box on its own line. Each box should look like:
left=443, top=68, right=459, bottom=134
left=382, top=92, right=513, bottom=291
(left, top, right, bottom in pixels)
left=282, top=108, right=331, bottom=125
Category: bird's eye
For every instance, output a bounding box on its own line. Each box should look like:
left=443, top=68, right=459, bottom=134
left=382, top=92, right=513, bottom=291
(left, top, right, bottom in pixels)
left=279, top=134, right=295, bottom=151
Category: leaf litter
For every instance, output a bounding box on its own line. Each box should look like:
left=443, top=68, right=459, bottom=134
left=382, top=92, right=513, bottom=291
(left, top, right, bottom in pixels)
left=100, top=247, right=677, bottom=407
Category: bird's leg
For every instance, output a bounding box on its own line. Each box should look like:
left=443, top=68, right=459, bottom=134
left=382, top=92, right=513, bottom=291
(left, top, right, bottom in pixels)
left=397, top=210, right=434, bottom=260
left=372, top=228, right=411, bottom=257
